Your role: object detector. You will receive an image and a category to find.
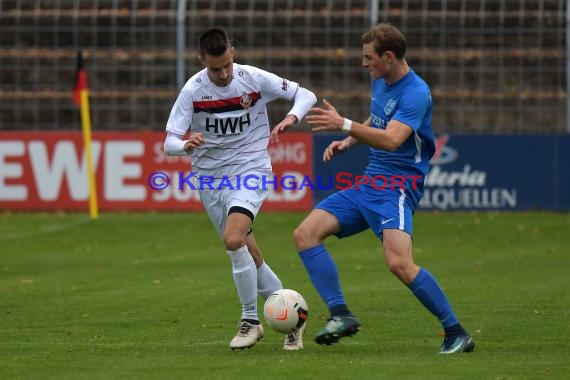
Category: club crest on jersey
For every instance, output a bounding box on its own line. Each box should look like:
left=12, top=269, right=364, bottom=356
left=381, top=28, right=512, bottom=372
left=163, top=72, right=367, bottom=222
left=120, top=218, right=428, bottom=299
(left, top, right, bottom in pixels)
left=240, top=92, right=253, bottom=109
left=384, top=99, right=396, bottom=115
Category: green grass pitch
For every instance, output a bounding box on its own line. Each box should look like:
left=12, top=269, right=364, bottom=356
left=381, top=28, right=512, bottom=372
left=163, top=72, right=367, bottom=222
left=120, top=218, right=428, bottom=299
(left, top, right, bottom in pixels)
left=0, top=211, right=568, bottom=379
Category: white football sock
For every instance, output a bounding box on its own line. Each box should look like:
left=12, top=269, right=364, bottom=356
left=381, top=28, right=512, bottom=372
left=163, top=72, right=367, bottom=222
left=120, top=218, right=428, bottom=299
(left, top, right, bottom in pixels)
left=257, top=262, right=283, bottom=299
left=227, top=245, right=258, bottom=321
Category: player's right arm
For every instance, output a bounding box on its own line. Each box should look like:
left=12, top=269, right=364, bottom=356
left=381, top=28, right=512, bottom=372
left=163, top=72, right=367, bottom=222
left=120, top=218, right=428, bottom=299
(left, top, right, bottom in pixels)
left=164, top=83, right=199, bottom=155
left=164, top=131, right=205, bottom=155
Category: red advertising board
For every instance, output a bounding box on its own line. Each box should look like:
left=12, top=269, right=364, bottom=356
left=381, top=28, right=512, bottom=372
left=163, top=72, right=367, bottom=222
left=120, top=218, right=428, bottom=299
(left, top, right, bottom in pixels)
left=0, top=132, right=313, bottom=211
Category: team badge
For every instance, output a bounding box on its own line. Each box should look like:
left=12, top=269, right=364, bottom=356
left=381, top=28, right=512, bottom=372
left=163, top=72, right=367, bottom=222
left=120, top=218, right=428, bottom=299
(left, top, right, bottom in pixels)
left=240, top=92, right=252, bottom=109
left=384, top=99, right=396, bottom=115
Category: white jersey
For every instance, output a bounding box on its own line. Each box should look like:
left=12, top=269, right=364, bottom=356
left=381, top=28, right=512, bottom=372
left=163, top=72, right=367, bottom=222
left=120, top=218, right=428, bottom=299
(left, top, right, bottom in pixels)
left=166, top=63, right=300, bottom=178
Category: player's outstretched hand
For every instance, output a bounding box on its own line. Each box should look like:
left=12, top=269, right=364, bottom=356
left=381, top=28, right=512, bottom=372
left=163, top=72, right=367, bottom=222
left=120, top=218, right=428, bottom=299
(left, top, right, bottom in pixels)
left=183, top=132, right=205, bottom=153
left=323, top=139, right=352, bottom=161
left=306, top=99, right=344, bottom=132
left=270, top=114, right=298, bottom=144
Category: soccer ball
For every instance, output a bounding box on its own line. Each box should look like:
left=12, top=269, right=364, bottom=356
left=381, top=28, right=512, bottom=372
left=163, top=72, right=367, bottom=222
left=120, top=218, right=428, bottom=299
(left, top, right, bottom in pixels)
left=263, top=289, right=309, bottom=334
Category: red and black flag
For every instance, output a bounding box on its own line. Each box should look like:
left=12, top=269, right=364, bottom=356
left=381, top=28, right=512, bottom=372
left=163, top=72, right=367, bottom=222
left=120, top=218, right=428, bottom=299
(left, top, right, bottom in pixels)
left=73, top=51, right=88, bottom=106
left=71, top=50, right=98, bottom=219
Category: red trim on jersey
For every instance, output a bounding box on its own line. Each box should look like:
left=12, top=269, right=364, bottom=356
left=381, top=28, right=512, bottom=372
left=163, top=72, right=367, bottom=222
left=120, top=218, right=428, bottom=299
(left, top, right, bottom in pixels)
left=193, top=91, right=261, bottom=113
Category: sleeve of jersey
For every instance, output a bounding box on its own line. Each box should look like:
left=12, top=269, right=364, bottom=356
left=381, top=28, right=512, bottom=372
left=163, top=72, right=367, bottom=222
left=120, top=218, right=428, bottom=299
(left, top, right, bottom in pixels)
left=250, top=66, right=316, bottom=121
left=165, top=87, right=194, bottom=136
left=288, top=86, right=317, bottom=122
left=250, top=65, right=300, bottom=102
left=164, top=132, right=188, bottom=156
left=392, top=89, right=429, bottom=132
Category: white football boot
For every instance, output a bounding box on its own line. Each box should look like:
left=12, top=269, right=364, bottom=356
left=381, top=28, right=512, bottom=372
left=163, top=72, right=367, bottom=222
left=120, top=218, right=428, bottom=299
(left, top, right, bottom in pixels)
left=283, top=323, right=305, bottom=350
left=230, top=320, right=264, bottom=350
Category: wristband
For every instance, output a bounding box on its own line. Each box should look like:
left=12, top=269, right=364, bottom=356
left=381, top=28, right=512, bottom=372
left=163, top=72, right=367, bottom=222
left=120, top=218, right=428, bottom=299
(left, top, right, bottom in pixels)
left=342, top=118, right=353, bottom=133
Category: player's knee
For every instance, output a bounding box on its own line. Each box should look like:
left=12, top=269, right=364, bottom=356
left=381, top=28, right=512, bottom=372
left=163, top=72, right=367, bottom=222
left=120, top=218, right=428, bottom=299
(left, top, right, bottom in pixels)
left=385, top=255, right=407, bottom=277
left=293, top=225, right=312, bottom=251
left=223, top=234, right=246, bottom=251
left=385, top=254, right=417, bottom=284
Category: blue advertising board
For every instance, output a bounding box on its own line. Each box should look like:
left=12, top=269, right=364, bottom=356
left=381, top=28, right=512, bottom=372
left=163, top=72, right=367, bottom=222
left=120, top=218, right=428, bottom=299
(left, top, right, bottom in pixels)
left=556, top=137, right=570, bottom=211
left=313, top=134, right=570, bottom=211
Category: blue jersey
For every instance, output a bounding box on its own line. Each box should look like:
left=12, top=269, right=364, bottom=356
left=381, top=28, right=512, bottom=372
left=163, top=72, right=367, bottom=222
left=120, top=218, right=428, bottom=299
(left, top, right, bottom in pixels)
left=363, top=69, right=435, bottom=207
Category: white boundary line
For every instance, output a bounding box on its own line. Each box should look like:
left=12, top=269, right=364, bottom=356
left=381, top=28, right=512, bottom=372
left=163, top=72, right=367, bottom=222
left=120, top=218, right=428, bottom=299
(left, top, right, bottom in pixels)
left=0, top=216, right=92, bottom=240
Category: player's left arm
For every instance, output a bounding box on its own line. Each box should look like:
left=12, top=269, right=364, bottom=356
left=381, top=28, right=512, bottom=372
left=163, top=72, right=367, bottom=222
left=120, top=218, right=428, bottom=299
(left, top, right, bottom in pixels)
left=270, top=86, right=317, bottom=143
left=248, top=66, right=317, bottom=142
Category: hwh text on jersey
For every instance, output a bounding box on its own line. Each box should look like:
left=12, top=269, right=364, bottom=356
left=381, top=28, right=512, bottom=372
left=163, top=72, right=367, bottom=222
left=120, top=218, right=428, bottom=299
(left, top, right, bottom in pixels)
left=205, top=113, right=250, bottom=136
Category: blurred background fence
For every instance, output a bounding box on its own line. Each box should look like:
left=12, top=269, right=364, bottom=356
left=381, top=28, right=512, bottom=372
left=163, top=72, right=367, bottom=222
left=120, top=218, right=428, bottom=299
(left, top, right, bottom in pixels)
left=0, top=0, right=568, bottom=134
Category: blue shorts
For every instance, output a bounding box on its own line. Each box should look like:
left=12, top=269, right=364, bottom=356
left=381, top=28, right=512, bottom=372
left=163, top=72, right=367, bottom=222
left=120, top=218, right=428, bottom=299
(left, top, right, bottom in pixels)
left=316, top=185, right=415, bottom=240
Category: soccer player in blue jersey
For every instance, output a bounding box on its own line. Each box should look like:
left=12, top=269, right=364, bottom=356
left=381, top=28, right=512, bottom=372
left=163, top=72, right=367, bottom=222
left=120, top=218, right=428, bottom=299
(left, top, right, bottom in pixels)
left=297, top=23, right=475, bottom=354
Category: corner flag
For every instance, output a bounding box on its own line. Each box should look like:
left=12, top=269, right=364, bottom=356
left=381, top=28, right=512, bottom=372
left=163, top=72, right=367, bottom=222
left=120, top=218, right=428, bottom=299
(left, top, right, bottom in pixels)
left=73, top=52, right=88, bottom=107
left=73, top=51, right=98, bottom=219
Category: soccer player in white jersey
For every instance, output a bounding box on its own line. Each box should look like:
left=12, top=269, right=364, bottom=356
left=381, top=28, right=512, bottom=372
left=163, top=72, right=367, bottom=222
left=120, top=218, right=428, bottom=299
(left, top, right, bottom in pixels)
left=285, top=23, right=475, bottom=354
left=163, top=27, right=316, bottom=350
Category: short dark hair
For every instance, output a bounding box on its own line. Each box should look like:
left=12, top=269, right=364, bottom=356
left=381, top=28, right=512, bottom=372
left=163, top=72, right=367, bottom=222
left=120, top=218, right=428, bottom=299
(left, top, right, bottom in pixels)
left=361, top=23, right=406, bottom=59
left=198, top=27, right=232, bottom=57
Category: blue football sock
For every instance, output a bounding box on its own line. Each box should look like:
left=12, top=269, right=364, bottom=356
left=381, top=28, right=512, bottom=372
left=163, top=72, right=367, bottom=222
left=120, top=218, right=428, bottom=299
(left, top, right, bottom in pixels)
left=408, top=268, right=459, bottom=328
left=299, top=244, right=347, bottom=311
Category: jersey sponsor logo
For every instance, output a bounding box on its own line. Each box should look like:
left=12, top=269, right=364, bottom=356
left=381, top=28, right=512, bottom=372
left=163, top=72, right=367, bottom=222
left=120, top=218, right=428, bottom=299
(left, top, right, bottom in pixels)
left=384, top=99, right=396, bottom=115
left=205, top=113, right=251, bottom=136
left=193, top=92, right=261, bottom=114
left=370, top=113, right=387, bottom=129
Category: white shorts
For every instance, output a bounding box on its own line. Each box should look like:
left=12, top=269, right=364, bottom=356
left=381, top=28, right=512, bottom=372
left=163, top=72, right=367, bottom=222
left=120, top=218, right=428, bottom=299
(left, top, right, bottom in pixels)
left=197, top=170, right=271, bottom=238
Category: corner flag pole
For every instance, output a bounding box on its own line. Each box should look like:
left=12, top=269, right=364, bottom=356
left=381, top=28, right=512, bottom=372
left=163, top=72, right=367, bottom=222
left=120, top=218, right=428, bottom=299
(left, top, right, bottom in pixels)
left=73, top=51, right=99, bottom=219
